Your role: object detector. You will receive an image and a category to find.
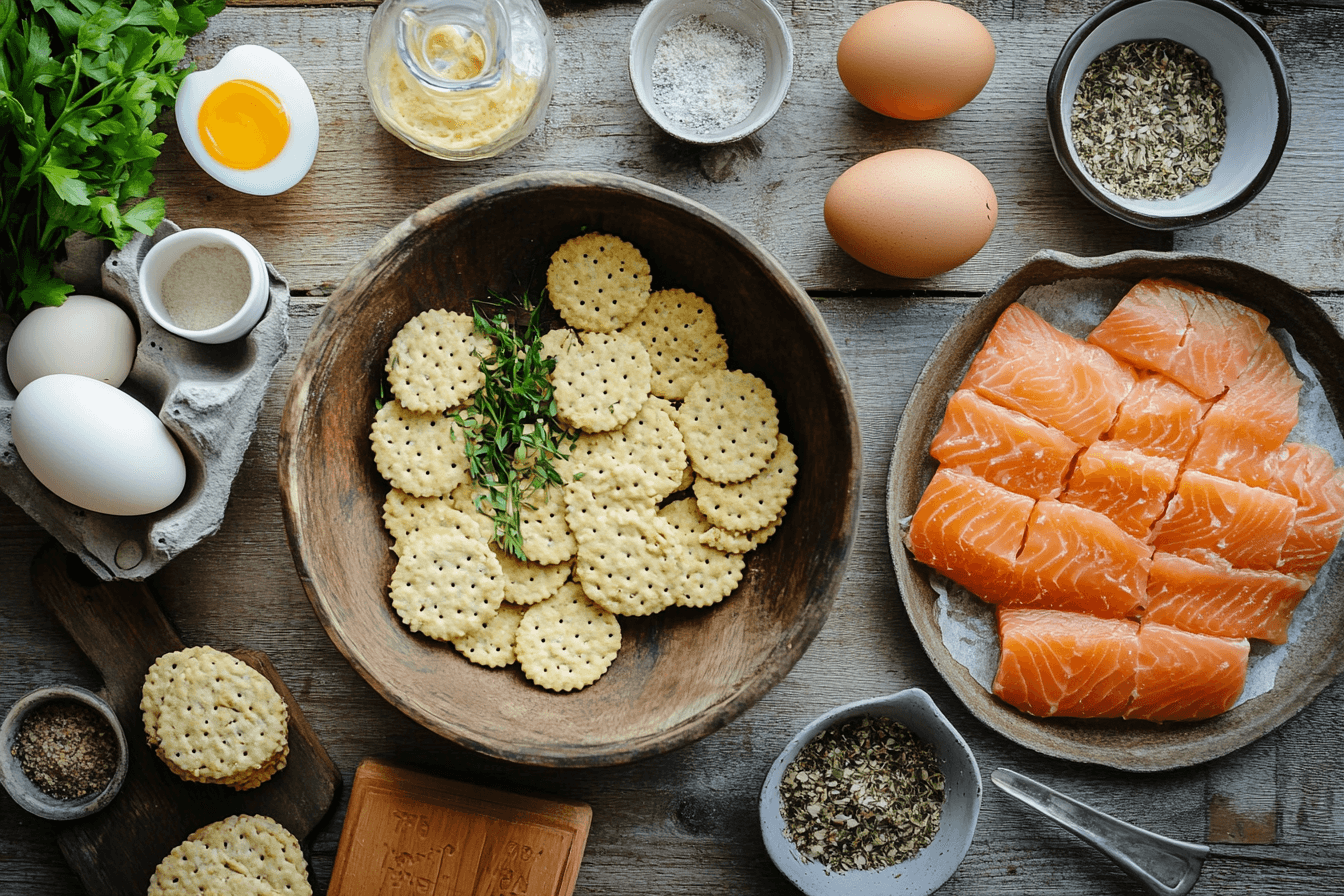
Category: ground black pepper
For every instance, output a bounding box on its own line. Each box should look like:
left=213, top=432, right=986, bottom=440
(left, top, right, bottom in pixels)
left=12, top=700, right=118, bottom=800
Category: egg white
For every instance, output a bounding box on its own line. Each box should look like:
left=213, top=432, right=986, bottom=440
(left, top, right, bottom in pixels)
left=176, top=44, right=320, bottom=196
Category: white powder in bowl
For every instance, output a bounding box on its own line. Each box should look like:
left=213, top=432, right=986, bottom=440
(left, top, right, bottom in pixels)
left=160, top=245, right=252, bottom=331
left=651, top=15, right=766, bottom=134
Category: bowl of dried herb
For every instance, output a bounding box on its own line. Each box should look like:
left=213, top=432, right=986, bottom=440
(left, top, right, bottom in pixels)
left=0, top=685, right=129, bottom=821
left=1047, top=0, right=1290, bottom=230
left=759, top=687, right=982, bottom=896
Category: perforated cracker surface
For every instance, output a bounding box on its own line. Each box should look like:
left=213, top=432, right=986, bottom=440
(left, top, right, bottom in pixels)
left=515, top=582, right=622, bottom=692
left=677, top=369, right=779, bottom=484
left=390, top=531, right=506, bottom=641
left=386, top=309, right=488, bottom=413
left=546, top=232, right=652, bottom=332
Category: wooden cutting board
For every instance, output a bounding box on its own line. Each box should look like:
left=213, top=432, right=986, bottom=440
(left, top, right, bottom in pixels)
left=28, top=541, right=341, bottom=895
left=329, top=758, right=591, bottom=896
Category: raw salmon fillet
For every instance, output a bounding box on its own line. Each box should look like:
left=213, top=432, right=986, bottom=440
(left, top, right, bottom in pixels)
left=907, top=467, right=1031, bottom=602
left=1124, top=621, right=1249, bottom=722
left=1263, top=442, right=1344, bottom=577
left=1186, top=336, right=1303, bottom=488
left=1144, top=552, right=1311, bottom=644
left=993, top=608, right=1139, bottom=719
left=961, top=302, right=1137, bottom=443
left=1015, top=500, right=1151, bottom=619
left=1105, top=372, right=1211, bottom=461
left=930, top=389, right=1082, bottom=500
left=1153, top=470, right=1296, bottom=570
left=1062, top=443, right=1180, bottom=539
left=1088, top=278, right=1269, bottom=400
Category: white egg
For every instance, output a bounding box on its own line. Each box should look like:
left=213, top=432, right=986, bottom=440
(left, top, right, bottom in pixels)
left=6, top=295, right=138, bottom=392
left=12, top=374, right=187, bottom=516
left=175, top=44, right=319, bottom=196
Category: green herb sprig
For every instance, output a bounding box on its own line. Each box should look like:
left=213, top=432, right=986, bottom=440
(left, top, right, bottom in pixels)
left=0, top=0, right=224, bottom=317
left=452, top=292, right=577, bottom=560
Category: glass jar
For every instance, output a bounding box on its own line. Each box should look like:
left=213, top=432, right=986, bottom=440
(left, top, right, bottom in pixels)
left=364, top=0, right=554, bottom=161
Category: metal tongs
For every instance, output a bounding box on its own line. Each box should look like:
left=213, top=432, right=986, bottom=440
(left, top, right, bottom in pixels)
left=992, top=767, right=1210, bottom=896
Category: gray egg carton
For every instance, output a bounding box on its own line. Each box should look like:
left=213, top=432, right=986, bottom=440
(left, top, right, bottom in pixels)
left=0, top=221, right=289, bottom=580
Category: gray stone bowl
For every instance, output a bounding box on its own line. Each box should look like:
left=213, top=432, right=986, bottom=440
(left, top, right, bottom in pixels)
left=0, top=221, right=289, bottom=580
left=0, top=685, right=129, bottom=821
left=759, top=688, right=982, bottom=896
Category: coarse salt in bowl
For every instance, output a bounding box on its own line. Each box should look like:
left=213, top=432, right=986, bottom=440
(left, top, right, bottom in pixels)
left=629, top=0, right=793, bottom=145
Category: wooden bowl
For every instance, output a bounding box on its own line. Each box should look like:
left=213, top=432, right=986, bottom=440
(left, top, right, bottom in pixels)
left=279, top=171, right=862, bottom=767
left=887, top=249, right=1344, bottom=771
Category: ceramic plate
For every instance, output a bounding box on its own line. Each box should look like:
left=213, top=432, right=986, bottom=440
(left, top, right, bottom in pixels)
left=886, top=249, right=1344, bottom=771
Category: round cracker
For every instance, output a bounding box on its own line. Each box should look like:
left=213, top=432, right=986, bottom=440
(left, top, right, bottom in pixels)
left=494, top=550, right=571, bottom=606
left=550, top=330, right=652, bottom=433
left=515, top=582, right=622, bottom=692
left=386, top=309, right=488, bottom=413
left=700, top=507, right=785, bottom=553
left=563, top=397, right=687, bottom=501
left=383, top=488, right=484, bottom=548
left=658, top=498, right=746, bottom=608
left=619, top=288, right=730, bottom=400
left=369, top=400, right=471, bottom=497
left=693, top=432, right=798, bottom=532
left=450, top=602, right=526, bottom=667
left=546, top=232, right=652, bottom=332
left=188, top=815, right=310, bottom=895
left=571, top=503, right=677, bottom=616
left=677, top=369, right=779, bottom=484
left=147, top=838, right=285, bottom=896
left=389, top=531, right=506, bottom=641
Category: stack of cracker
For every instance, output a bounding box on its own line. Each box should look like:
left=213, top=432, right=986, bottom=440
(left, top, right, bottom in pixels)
left=368, top=232, right=797, bottom=693
left=141, top=646, right=290, bottom=791
left=147, top=814, right=311, bottom=896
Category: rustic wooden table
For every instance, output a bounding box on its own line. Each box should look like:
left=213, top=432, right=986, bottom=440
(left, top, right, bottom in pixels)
left=5, top=0, right=1344, bottom=892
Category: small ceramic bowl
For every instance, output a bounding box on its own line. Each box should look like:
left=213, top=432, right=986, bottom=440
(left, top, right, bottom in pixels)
left=1047, top=0, right=1290, bottom=230
left=759, top=688, right=982, bottom=896
left=0, top=685, right=129, bottom=821
left=629, top=0, right=793, bottom=145
left=139, top=227, right=269, bottom=344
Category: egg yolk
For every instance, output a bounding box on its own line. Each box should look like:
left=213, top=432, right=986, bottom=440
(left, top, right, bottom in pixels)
left=197, top=79, right=290, bottom=170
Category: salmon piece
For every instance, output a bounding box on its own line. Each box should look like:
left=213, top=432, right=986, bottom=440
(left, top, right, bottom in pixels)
left=907, top=467, right=1031, bottom=602
left=930, top=389, right=1082, bottom=500
left=1124, top=621, right=1248, bottom=722
left=1186, top=337, right=1302, bottom=488
left=1153, top=470, right=1296, bottom=570
left=1062, top=443, right=1180, bottom=539
left=1014, top=500, right=1151, bottom=619
left=962, top=302, right=1137, bottom=443
left=993, top=608, right=1139, bottom=719
left=1144, top=552, right=1311, bottom=644
left=1263, top=442, right=1344, bottom=577
left=1089, top=278, right=1269, bottom=400
left=1105, top=372, right=1211, bottom=461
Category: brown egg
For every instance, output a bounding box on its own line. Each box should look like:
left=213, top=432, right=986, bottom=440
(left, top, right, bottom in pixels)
left=824, top=148, right=997, bottom=279
left=837, top=0, right=996, bottom=120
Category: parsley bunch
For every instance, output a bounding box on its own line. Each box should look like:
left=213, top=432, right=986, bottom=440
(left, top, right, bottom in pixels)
left=453, top=293, right=578, bottom=560
left=0, top=0, right=223, bottom=318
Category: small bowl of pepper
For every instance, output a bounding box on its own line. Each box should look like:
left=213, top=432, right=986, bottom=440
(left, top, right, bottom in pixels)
left=759, top=687, right=982, bottom=896
left=0, top=685, right=129, bottom=821
left=1047, top=0, right=1290, bottom=230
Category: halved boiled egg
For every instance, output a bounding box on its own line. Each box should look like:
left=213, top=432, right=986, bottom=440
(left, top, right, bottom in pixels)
left=176, top=44, right=319, bottom=196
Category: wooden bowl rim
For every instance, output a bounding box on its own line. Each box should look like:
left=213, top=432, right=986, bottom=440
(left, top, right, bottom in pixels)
left=886, top=248, right=1344, bottom=772
left=278, top=170, right=863, bottom=765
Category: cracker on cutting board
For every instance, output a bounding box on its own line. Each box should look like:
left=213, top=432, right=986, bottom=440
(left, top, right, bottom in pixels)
left=693, top=432, right=798, bottom=532
left=369, top=400, right=472, bottom=497
left=677, top=369, right=780, bottom=484
left=141, top=646, right=289, bottom=790
left=515, top=582, right=622, bottom=692
left=385, top=308, right=489, bottom=413
left=148, top=814, right=311, bottom=896
left=620, top=288, right=730, bottom=400
left=546, top=232, right=652, bottom=332
left=389, top=531, right=506, bottom=641
left=550, top=330, right=652, bottom=433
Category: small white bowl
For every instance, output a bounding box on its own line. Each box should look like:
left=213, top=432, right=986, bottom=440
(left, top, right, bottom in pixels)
left=629, top=0, right=793, bottom=145
left=138, top=228, right=269, bottom=344
left=1047, top=0, right=1290, bottom=230
left=0, top=685, right=129, bottom=821
left=759, top=688, right=982, bottom=896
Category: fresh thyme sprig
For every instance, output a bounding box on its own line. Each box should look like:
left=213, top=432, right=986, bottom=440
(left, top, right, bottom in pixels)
left=452, top=291, right=577, bottom=560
